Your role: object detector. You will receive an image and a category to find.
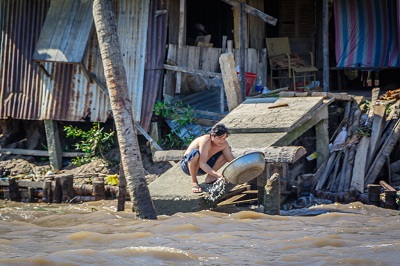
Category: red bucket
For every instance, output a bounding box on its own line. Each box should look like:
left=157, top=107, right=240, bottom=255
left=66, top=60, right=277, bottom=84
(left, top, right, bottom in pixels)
left=237, top=72, right=257, bottom=96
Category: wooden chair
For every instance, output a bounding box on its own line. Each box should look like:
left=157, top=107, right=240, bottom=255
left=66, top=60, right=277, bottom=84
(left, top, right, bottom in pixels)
left=266, top=37, right=318, bottom=90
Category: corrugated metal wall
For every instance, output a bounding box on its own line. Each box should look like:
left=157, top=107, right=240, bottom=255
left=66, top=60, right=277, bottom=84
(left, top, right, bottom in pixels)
left=115, top=0, right=150, bottom=123
left=141, top=0, right=167, bottom=131
left=0, top=0, right=48, bottom=120
left=0, top=0, right=112, bottom=122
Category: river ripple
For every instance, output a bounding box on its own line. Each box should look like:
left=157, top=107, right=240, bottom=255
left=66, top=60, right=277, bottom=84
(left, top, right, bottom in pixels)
left=0, top=200, right=399, bottom=265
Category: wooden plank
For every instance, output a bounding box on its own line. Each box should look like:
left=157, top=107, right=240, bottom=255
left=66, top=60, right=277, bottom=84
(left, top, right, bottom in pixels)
left=219, top=52, right=243, bottom=111
left=0, top=148, right=88, bottom=158
left=365, top=119, right=400, bottom=188
left=187, top=46, right=197, bottom=70
left=242, top=190, right=258, bottom=194
left=175, top=0, right=186, bottom=93
left=248, top=0, right=265, bottom=49
left=163, top=64, right=222, bottom=78
left=379, top=180, right=396, bottom=191
left=366, top=87, right=380, bottom=128
left=210, top=48, right=222, bottom=72
left=351, top=136, right=369, bottom=193
left=367, top=105, right=386, bottom=166
left=217, top=194, right=247, bottom=206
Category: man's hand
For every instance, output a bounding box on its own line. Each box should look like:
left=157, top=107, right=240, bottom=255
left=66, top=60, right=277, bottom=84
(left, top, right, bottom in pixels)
left=218, top=176, right=228, bottom=183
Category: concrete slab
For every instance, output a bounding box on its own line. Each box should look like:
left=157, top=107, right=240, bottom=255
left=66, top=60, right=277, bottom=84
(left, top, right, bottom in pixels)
left=219, top=97, right=324, bottom=133
left=148, top=163, right=234, bottom=215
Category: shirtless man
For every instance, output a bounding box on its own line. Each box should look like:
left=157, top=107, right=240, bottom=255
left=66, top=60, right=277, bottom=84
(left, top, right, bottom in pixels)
left=180, top=124, right=235, bottom=193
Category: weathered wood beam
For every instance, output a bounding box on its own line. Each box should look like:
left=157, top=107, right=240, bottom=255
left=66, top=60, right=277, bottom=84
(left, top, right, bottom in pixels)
left=153, top=146, right=306, bottom=164
left=0, top=148, right=88, bottom=158
left=163, top=64, right=222, bottom=78
left=263, top=173, right=280, bottom=215
left=220, top=0, right=277, bottom=26
left=365, top=119, right=400, bottom=188
left=275, top=104, right=329, bottom=146
left=44, top=120, right=62, bottom=170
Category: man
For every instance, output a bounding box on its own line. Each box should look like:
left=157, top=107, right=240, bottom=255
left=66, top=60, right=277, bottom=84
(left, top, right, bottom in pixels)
left=181, top=124, right=235, bottom=193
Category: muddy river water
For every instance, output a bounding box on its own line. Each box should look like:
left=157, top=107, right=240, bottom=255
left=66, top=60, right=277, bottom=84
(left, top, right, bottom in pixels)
left=0, top=200, right=399, bottom=265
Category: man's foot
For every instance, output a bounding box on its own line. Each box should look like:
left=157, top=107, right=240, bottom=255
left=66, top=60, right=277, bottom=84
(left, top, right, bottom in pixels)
left=192, top=183, right=202, bottom=193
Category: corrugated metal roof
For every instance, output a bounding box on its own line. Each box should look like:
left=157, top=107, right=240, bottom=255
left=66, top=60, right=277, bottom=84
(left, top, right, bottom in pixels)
left=32, top=0, right=94, bottom=63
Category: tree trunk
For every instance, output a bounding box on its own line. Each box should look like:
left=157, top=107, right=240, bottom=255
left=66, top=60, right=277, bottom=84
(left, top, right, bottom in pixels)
left=93, top=0, right=157, bottom=219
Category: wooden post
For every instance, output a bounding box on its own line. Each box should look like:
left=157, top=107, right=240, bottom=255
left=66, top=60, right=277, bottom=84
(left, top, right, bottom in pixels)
left=43, top=178, right=53, bottom=203
left=93, top=177, right=105, bottom=201
left=315, top=117, right=329, bottom=168
left=175, top=0, right=186, bottom=94
left=8, top=178, right=20, bottom=201
left=60, top=174, right=74, bottom=202
left=53, top=177, right=62, bottom=203
left=367, top=184, right=381, bottom=206
left=257, top=163, right=268, bottom=205
left=44, top=120, right=62, bottom=170
left=239, top=1, right=246, bottom=98
left=28, top=187, right=35, bottom=203
left=322, top=0, right=329, bottom=91
left=380, top=191, right=397, bottom=209
left=264, top=173, right=280, bottom=215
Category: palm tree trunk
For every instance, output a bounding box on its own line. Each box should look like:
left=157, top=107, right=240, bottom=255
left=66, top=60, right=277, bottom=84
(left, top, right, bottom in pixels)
left=93, top=0, right=157, bottom=219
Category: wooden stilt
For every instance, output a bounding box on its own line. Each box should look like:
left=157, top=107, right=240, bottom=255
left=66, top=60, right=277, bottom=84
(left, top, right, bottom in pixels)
left=367, top=184, right=381, bottom=206
left=263, top=173, right=280, bottom=215
left=60, top=174, right=74, bottom=202
left=53, top=177, right=62, bottom=203
left=43, top=179, right=53, bottom=203
left=8, top=178, right=20, bottom=201
left=44, top=120, right=62, bottom=170
left=93, top=178, right=105, bottom=201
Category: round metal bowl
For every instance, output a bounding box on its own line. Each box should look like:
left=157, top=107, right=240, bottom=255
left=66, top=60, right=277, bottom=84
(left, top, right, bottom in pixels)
left=222, top=151, right=265, bottom=184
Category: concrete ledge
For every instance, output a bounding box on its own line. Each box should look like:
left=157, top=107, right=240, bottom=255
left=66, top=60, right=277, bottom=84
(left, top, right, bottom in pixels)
left=148, top=163, right=236, bottom=215
left=148, top=163, right=207, bottom=215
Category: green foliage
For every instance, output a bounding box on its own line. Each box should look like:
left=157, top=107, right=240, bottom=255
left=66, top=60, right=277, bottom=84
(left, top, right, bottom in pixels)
left=153, top=101, right=203, bottom=149
left=64, top=122, right=114, bottom=166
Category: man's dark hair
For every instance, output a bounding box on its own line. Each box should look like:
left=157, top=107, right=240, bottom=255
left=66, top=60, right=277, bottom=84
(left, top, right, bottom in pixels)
left=210, top=124, right=229, bottom=137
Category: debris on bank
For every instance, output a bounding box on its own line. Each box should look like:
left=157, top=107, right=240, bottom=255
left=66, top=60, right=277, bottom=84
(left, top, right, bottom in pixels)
left=1, top=88, right=400, bottom=212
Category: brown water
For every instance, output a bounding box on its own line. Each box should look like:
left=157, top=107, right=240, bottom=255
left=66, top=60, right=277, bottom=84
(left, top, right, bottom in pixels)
left=0, top=200, right=399, bottom=265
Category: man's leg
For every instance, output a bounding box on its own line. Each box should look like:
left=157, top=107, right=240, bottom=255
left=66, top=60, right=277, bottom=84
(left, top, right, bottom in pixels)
left=205, top=154, right=227, bottom=184
left=187, top=153, right=202, bottom=192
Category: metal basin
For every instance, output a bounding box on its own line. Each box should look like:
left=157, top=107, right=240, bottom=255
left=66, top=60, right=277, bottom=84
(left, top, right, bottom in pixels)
left=222, top=151, right=265, bottom=184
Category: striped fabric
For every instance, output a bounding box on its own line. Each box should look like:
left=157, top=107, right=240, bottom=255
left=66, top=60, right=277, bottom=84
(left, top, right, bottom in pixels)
left=334, top=0, right=399, bottom=67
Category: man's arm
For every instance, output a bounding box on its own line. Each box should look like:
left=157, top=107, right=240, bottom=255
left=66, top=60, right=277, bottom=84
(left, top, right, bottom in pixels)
left=222, top=144, right=235, bottom=162
left=198, top=139, right=223, bottom=178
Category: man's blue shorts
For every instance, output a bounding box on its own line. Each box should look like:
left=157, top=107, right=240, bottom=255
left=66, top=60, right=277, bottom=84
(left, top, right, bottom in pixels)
left=180, top=149, right=223, bottom=176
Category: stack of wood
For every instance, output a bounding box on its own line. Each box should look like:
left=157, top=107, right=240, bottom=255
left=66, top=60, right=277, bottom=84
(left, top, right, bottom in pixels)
left=313, top=88, right=400, bottom=201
